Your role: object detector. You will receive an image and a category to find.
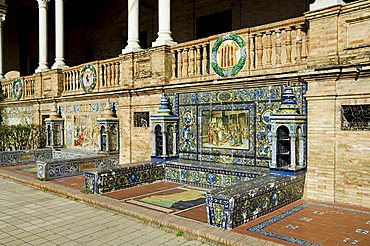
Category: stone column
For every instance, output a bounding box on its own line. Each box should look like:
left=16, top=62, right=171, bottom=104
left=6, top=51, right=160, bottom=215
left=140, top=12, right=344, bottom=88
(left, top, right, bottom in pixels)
left=310, top=0, right=345, bottom=11
left=0, top=13, right=5, bottom=80
left=290, top=133, right=296, bottom=169
left=152, top=0, right=176, bottom=47
left=122, top=0, right=142, bottom=54
left=35, top=0, right=50, bottom=73
left=162, top=127, right=167, bottom=157
left=52, top=0, right=68, bottom=69
left=271, top=133, right=277, bottom=168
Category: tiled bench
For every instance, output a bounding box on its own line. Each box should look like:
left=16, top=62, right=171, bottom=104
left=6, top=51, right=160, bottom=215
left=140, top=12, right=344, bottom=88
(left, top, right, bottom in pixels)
left=84, top=162, right=163, bottom=194
left=37, top=154, right=118, bottom=180
left=0, top=148, right=94, bottom=167
left=206, top=173, right=306, bottom=229
left=83, top=159, right=305, bottom=230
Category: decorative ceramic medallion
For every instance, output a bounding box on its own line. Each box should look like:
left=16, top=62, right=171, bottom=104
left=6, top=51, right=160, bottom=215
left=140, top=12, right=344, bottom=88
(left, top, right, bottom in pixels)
left=80, top=64, right=97, bottom=93
left=211, top=33, right=247, bottom=77
left=12, top=78, right=23, bottom=100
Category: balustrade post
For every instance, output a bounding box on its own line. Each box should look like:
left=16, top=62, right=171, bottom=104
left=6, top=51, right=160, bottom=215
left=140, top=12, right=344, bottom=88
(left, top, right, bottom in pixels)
left=250, top=34, right=255, bottom=70
left=189, top=47, right=195, bottom=76
left=110, top=63, right=114, bottom=86
left=256, top=32, right=263, bottom=68
left=202, top=44, right=209, bottom=75
left=171, top=50, right=177, bottom=79
left=295, top=24, right=302, bottom=63
left=302, top=28, right=308, bottom=61
left=115, top=62, right=120, bottom=85
left=285, top=27, right=292, bottom=64
left=182, top=48, right=189, bottom=77
left=195, top=46, right=201, bottom=75
left=275, top=29, right=282, bottom=66
left=266, top=31, right=272, bottom=66
left=178, top=49, right=183, bottom=78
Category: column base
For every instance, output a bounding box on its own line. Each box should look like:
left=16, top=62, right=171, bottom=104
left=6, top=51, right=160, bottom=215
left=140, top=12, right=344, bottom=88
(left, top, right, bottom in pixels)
left=152, top=39, right=177, bottom=47
left=122, top=45, right=142, bottom=54
left=309, top=0, right=345, bottom=11
left=52, top=60, right=69, bottom=69
left=0, top=74, right=5, bottom=81
left=35, top=63, right=50, bottom=73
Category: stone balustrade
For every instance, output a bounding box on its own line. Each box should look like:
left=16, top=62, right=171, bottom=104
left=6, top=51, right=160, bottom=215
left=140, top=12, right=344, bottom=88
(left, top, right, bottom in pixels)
left=99, top=57, right=121, bottom=89
left=249, top=16, right=308, bottom=71
left=170, top=38, right=211, bottom=79
left=62, top=64, right=83, bottom=93
left=1, top=75, right=36, bottom=101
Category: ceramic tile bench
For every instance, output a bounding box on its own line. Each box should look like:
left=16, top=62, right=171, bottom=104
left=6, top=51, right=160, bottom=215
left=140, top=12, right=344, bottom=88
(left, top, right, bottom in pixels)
left=0, top=148, right=93, bottom=166
left=83, top=159, right=305, bottom=230
left=83, top=162, right=163, bottom=194
left=37, top=154, right=118, bottom=180
left=206, top=173, right=306, bottom=229
left=163, top=160, right=268, bottom=188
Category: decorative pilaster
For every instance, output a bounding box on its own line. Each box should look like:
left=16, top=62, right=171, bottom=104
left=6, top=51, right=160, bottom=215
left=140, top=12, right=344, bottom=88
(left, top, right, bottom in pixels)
left=0, top=12, right=6, bottom=80
left=52, top=0, right=68, bottom=69
left=122, top=0, right=142, bottom=54
left=152, top=0, right=177, bottom=47
left=35, top=0, right=50, bottom=73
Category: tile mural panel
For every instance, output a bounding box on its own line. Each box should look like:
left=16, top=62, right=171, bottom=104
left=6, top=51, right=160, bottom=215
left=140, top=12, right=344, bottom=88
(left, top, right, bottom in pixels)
left=170, top=83, right=307, bottom=167
left=2, top=105, right=34, bottom=125
left=60, top=101, right=118, bottom=151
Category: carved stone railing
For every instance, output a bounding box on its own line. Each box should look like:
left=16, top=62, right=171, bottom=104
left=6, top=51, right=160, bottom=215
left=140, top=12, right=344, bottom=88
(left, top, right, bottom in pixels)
left=170, top=16, right=309, bottom=81
left=62, top=57, right=122, bottom=95
left=23, top=75, right=36, bottom=99
left=249, top=16, right=308, bottom=71
left=1, top=79, right=12, bottom=100
left=170, top=38, right=211, bottom=80
left=99, top=57, right=122, bottom=89
left=62, top=63, right=86, bottom=95
left=0, top=75, right=37, bottom=101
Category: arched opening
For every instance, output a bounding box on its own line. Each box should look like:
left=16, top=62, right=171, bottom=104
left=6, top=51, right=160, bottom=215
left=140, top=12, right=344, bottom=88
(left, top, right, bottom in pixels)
left=276, top=125, right=290, bottom=167
left=155, top=125, right=163, bottom=156
left=47, top=125, right=51, bottom=146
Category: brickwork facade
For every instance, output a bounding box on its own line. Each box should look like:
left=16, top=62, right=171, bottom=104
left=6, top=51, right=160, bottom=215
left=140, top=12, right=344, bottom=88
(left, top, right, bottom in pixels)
left=1, top=0, right=370, bottom=208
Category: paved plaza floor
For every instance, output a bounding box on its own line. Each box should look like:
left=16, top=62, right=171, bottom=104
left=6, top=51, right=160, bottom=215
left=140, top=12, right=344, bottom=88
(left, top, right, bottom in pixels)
left=0, top=178, right=209, bottom=246
left=1, top=164, right=369, bottom=245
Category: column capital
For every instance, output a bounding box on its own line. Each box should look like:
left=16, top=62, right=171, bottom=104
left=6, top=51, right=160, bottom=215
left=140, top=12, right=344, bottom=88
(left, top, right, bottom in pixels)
left=37, top=0, right=50, bottom=8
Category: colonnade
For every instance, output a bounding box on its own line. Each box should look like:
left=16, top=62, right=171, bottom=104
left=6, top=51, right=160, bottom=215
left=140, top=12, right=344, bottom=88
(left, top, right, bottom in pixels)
left=0, top=0, right=348, bottom=79
left=35, top=0, right=177, bottom=71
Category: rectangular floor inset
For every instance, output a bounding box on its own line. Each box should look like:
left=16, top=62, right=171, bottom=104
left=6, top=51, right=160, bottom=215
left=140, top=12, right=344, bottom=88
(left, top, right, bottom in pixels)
left=133, top=188, right=206, bottom=211
left=1, top=164, right=37, bottom=178
left=51, top=175, right=85, bottom=190
left=176, top=204, right=208, bottom=223
left=104, top=181, right=182, bottom=200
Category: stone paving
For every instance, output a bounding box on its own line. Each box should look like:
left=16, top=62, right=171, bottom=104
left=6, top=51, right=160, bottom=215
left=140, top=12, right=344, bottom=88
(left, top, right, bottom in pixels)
left=0, top=178, right=211, bottom=246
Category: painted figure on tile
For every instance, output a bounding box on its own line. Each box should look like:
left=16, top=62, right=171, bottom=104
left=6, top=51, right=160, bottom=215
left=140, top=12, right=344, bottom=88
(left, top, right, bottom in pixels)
left=202, top=110, right=250, bottom=150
